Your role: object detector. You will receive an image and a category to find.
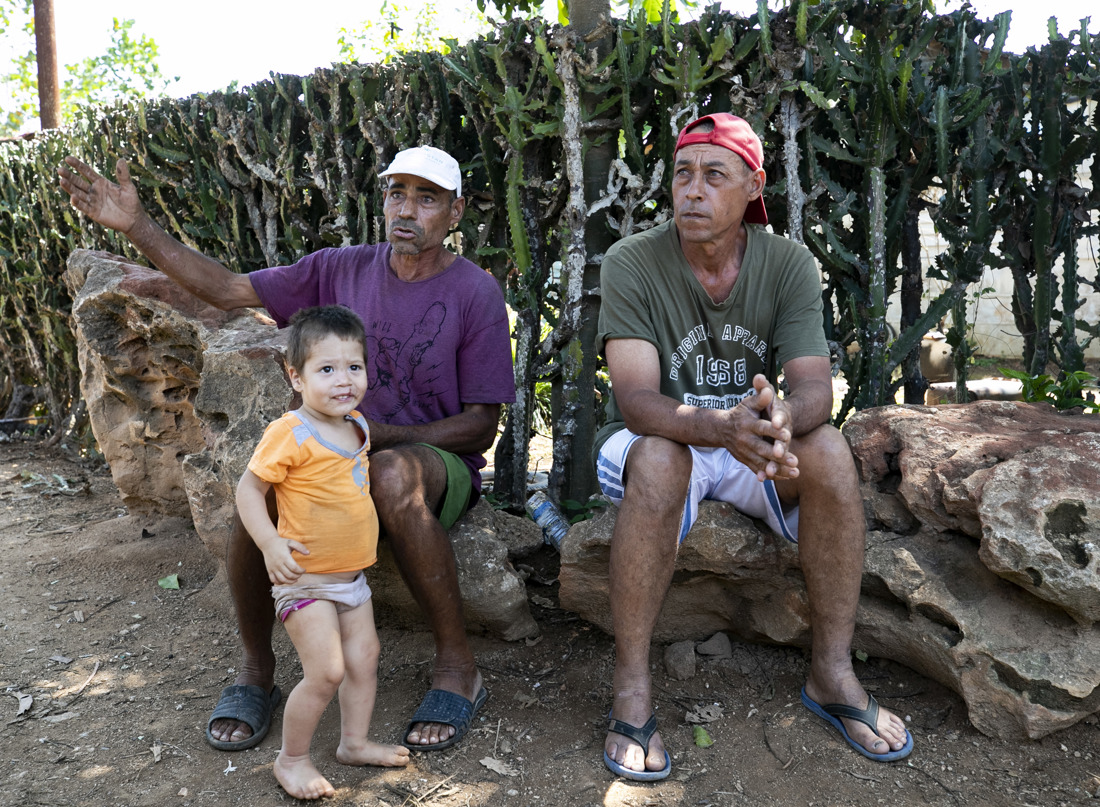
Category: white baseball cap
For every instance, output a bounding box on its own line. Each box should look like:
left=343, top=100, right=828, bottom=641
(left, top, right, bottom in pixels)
left=379, top=145, right=462, bottom=197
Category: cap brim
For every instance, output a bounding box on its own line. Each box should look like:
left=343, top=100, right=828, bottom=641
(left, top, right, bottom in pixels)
left=745, top=196, right=768, bottom=225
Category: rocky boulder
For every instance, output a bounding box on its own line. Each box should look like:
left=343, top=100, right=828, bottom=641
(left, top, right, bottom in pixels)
left=64, top=250, right=538, bottom=642
left=843, top=402, right=1100, bottom=624
left=64, top=250, right=248, bottom=516
left=560, top=402, right=1100, bottom=740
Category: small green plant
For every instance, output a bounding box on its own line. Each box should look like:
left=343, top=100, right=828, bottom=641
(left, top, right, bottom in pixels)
left=482, top=490, right=511, bottom=511
left=999, top=368, right=1100, bottom=412
left=561, top=497, right=608, bottom=525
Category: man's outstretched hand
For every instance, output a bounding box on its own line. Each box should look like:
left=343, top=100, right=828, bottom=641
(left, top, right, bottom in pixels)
left=729, top=374, right=799, bottom=482
left=57, top=157, right=144, bottom=235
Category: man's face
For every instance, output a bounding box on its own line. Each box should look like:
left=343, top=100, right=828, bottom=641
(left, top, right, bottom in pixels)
left=671, top=144, right=764, bottom=244
left=383, top=174, right=463, bottom=255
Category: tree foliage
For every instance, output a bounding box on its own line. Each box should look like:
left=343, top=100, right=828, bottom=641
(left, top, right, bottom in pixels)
left=338, top=0, right=490, bottom=64
left=0, top=3, right=176, bottom=135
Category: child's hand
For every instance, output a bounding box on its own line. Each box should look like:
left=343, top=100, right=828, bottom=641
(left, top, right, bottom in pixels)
left=261, top=538, right=309, bottom=585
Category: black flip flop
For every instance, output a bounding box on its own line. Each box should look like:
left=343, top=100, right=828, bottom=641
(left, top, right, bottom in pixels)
left=603, top=712, right=672, bottom=781
left=205, top=684, right=282, bottom=751
left=403, top=686, right=487, bottom=751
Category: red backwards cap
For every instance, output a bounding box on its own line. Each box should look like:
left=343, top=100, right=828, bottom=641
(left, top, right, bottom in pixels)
left=675, top=113, right=768, bottom=225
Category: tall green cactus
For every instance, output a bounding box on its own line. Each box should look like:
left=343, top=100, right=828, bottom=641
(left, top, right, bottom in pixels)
left=1, top=1, right=1099, bottom=496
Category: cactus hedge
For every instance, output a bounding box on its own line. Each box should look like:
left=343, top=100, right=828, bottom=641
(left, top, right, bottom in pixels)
left=0, top=0, right=1097, bottom=507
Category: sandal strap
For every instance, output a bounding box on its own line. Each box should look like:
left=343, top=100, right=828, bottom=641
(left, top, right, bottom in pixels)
left=606, top=712, right=659, bottom=749
left=822, top=693, right=882, bottom=736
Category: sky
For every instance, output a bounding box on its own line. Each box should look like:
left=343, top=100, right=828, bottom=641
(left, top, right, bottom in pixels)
left=3, top=0, right=1098, bottom=113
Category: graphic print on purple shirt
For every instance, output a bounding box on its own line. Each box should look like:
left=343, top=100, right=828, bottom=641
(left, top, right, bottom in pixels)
left=370, top=299, right=447, bottom=420
left=247, top=243, right=515, bottom=489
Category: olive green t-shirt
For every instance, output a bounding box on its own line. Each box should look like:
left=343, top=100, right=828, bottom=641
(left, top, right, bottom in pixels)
left=594, top=219, right=829, bottom=454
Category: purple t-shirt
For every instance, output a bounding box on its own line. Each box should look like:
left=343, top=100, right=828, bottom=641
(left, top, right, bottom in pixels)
left=249, top=244, right=515, bottom=489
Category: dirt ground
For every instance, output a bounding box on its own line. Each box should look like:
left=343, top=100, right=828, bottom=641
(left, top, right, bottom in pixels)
left=3, top=434, right=1100, bottom=807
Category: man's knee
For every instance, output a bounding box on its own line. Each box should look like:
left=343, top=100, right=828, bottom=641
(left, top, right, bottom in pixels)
left=622, top=435, right=692, bottom=501
left=369, top=446, right=444, bottom=520
left=790, top=424, right=860, bottom=494
left=370, top=448, right=423, bottom=496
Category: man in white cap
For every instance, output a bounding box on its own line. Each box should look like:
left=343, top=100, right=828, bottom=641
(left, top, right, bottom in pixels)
left=593, top=113, right=913, bottom=781
left=59, top=145, right=514, bottom=755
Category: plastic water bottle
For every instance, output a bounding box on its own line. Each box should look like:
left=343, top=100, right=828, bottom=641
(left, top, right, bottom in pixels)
left=526, top=491, right=570, bottom=551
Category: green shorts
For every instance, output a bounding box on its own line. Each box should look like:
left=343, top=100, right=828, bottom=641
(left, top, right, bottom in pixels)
left=419, top=444, right=475, bottom=530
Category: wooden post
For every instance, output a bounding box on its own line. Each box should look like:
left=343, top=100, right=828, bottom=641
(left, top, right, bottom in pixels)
left=33, top=0, right=61, bottom=129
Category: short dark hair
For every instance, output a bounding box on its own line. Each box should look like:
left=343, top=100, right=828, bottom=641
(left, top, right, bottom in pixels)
left=285, top=305, right=368, bottom=371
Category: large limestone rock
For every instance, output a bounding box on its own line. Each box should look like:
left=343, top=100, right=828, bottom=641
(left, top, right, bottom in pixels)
left=372, top=499, right=540, bottom=641
left=843, top=402, right=1100, bottom=624
left=560, top=402, right=1100, bottom=740
left=65, top=250, right=537, bottom=641
left=64, top=250, right=248, bottom=516
left=181, top=319, right=294, bottom=556
left=560, top=501, right=809, bottom=644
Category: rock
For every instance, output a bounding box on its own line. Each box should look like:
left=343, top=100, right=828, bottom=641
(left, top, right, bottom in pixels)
left=976, top=446, right=1100, bottom=625
left=560, top=500, right=806, bottom=645
left=65, top=250, right=537, bottom=642
left=859, top=526, right=1100, bottom=740
left=370, top=500, right=538, bottom=641
left=182, top=321, right=294, bottom=557
left=664, top=640, right=696, bottom=680
left=845, top=402, right=1100, bottom=623
left=493, top=506, right=547, bottom=560
left=696, top=631, right=732, bottom=658
left=63, top=251, right=245, bottom=516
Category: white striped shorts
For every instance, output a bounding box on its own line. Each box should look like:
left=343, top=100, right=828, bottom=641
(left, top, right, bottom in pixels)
left=596, top=428, right=799, bottom=545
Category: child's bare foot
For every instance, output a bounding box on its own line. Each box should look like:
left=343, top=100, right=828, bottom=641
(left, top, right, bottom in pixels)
left=274, top=751, right=336, bottom=800
left=336, top=739, right=410, bottom=767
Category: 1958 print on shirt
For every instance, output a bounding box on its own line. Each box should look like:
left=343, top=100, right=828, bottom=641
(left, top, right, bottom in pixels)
left=669, top=321, right=768, bottom=410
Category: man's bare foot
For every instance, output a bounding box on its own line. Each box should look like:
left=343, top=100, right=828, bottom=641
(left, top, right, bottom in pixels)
left=336, top=739, right=410, bottom=767
left=605, top=689, right=668, bottom=776
left=209, top=721, right=248, bottom=745
left=274, top=751, right=335, bottom=800
left=803, top=675, right=910, bottom=756
left=404, top=667, right=484, bottom=747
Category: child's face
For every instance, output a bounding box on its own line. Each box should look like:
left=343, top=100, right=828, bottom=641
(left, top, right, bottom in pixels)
left=288, top=335, right=368, bottom=421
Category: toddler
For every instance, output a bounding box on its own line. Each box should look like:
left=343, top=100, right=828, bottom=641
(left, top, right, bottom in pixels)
left=237, top=305, right=408, bottom=800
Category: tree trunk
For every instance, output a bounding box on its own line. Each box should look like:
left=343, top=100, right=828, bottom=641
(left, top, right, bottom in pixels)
left=33, top=0, right=61, bottom=129
left=549, top=0, right=613, bottom=507
left=900, top=204, right=928, bottom=405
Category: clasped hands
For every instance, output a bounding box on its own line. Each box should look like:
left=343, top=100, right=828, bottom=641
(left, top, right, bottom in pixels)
left=727, top=374, right=799, bottom=482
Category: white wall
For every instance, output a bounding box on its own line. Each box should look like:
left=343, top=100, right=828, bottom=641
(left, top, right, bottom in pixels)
left=890, top=156, right=1098, bottom=360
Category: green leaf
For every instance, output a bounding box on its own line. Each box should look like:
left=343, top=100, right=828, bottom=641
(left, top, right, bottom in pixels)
left=854, top=648, right=868, bottom=662
left=148, top=141, right=191, bottom=165
left=158, top=574, right=180, bottom=590
left=798, top=80, right=831, bottom=110
left=693, top=725, right=714, bottom=748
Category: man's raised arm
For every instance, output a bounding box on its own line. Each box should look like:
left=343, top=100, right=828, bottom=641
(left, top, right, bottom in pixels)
left=58, top=157, right=260, bottom=311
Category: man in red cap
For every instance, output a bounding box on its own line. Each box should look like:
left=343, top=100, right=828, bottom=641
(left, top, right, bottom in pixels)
left=593, top=113, right=913, bottom=780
